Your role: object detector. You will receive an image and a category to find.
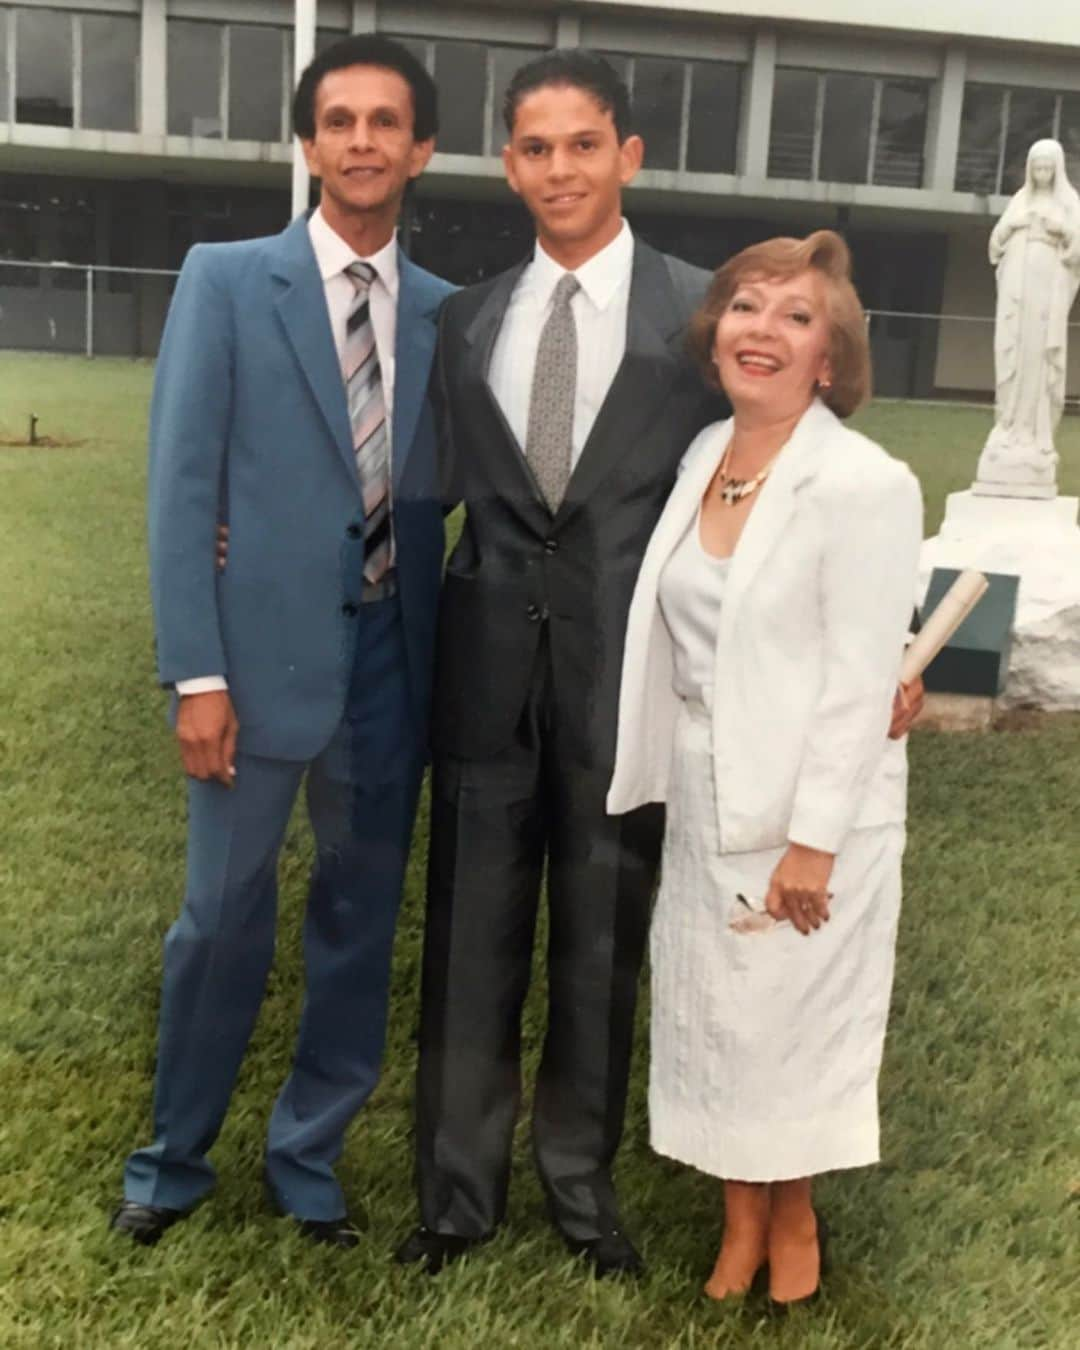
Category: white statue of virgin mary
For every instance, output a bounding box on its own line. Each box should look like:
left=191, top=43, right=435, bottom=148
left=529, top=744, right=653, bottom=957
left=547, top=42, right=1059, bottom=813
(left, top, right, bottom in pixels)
left=973, top=139, right=1080, bottom=499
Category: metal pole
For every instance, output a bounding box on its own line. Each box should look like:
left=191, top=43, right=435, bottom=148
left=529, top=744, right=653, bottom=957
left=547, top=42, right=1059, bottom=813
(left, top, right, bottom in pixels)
left=291, top=0, right=317, bottom=219
left=86, top=266, right=95, bottom=359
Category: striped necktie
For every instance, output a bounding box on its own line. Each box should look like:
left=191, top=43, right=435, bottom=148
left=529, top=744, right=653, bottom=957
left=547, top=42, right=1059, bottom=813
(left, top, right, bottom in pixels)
left=343, top=260, right=392, bottom=586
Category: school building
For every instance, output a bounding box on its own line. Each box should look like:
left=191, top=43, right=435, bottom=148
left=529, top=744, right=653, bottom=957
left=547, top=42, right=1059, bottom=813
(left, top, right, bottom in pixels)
left=1, top=0, right=1078, bottom=394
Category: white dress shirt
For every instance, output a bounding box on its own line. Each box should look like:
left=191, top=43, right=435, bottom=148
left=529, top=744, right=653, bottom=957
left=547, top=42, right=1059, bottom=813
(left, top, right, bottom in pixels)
left=177, top=208, right=399, bottom=696
left=487, top=219, right=633, bottom=468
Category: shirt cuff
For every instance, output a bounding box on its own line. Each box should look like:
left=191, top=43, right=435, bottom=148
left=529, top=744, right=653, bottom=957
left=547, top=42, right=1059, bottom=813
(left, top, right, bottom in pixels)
left=175, top=676, right=228, bottom=696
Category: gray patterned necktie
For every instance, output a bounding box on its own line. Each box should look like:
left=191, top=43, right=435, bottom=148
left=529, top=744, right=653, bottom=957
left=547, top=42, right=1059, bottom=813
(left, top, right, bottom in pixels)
left=525, top=272, right=580, bottom=512
left=343, top=260, right=392, bottom=585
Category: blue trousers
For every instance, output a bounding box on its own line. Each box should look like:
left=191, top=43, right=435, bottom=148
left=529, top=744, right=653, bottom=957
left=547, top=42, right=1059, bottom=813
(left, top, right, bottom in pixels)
left=124, top=597, right=423, bottom=1220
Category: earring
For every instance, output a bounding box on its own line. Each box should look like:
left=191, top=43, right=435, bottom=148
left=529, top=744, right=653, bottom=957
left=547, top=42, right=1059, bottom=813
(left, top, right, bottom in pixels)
left=818, top=377, right=832, bottom=391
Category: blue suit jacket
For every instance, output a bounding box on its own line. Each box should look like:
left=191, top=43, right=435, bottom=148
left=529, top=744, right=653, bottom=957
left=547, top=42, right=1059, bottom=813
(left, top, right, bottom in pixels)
left=147, top=214, right=455, bottom=761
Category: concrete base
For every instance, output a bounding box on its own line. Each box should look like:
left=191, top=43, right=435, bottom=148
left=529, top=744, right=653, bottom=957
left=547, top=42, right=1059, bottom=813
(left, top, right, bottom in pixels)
left=919, top=491, right=1080, bottom=711
left=917, top=691, right=996, bottom=732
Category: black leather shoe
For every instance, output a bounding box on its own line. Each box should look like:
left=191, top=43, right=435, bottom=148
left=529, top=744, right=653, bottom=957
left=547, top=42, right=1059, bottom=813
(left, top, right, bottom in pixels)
left=109, top=1201, right=187, bottom=1246
left=566, top=1227, right=645, bottom=1279
left=295, top=1215, right=366, bottom=1249
left=394, top=1225, right=486, bottom=1275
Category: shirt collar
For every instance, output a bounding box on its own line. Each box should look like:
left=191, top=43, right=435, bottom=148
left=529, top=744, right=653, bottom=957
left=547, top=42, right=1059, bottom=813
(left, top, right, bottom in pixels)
left=308, top=206, right=400, bottom=298
left=530, top=219, right=633, bottom=313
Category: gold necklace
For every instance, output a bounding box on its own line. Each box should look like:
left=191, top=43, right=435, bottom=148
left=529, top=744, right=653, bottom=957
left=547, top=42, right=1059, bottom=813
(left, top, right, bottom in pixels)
left=715, top=445, right=782, bottom=506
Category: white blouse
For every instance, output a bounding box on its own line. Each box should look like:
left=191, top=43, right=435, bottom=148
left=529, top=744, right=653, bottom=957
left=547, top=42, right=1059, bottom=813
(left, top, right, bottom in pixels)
left=657, top=505, right=731, bottom=709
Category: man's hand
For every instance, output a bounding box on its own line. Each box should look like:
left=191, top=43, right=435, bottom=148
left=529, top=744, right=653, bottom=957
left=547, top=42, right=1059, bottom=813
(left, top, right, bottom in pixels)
left=176, top=690, right=238, bottom=786
left=888, top=676, right=925, bottom=739
left=216, top=524, right=229, bottom=572
left=765, top=843, right=835, bottom=935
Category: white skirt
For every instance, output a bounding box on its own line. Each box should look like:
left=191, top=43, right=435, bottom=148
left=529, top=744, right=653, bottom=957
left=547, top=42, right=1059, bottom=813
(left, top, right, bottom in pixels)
left=649, top=701, right=905, bottom=1182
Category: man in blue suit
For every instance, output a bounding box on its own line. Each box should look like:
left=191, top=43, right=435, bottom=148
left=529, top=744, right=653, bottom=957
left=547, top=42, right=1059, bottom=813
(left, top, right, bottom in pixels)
left=111, top=36, right=453, bottom=1247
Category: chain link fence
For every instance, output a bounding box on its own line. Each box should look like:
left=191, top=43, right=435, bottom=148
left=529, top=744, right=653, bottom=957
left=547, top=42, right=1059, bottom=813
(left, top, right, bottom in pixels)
left=0, top=259, right=179, bottom=359
left=2, top=259, right=1078, bottom=404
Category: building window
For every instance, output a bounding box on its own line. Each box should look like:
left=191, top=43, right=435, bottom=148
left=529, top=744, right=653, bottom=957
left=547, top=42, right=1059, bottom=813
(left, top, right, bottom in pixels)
left=633, top=56, right=684, bottom=171
left=169, top=20, right=294, bottom=142
left=15, top=6, right=73, bottom=126
left=600, top=51, right=740, bottom=175
left=686, top=62, right=741, bottom=175
left=53, top=180, right=95, bottom=286
left=767, top=68, right=817, bottom=179
left=0, top=175, right=40, bottom=264
left=874, top=80, right=929, bottom=188
left=598, top=51, right=631, bottom=90
left=820, top=73, right=874, bottom=184
left=956, top=84, right=1074, bottom=195
left=1062, top=94, right=1080, bottom=187
left=168, top=21, right=222, bottom=138
left=433, top=40, right=488, bottom=155
left=228, top=25, right=286, bottom=142
left=489, top=45, right=540, bottom=154
left=9, top=9, right=141, bottom=132
left=316, top=28, right=345, bottom=55
left=769, top=69, right=928, bottom=188
left=81, top=14, right=138, bottom=133
left=955, top=85, right=1001, bottom=194
left=389, top=38, right=541, bottom=156
left=0, top=10, right=10, bottom=123
left=1002, top=90, right=1056, bottom=193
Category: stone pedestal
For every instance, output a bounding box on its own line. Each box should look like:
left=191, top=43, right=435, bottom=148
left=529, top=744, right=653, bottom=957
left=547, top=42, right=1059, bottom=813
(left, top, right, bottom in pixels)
left=919, top=492, right=1080, bottom=710
left=918, top=692, right=996, bottom=733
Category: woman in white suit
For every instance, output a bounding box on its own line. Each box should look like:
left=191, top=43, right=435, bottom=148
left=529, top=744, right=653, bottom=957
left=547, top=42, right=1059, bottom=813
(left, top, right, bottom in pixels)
left=607, top=231, right=923, bottom=1306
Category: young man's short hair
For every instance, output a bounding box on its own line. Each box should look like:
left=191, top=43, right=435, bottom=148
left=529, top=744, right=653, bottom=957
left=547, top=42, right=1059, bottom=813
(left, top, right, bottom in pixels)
left=503, top=49, right=632, bottom=141
left=293, top=34, right=439, bottom=142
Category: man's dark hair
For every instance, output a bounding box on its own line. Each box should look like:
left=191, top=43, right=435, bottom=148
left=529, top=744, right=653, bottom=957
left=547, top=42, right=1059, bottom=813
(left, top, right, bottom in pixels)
left=502, top=49, right=632, bottom=142
left=292, top=34, right=438, bottom=142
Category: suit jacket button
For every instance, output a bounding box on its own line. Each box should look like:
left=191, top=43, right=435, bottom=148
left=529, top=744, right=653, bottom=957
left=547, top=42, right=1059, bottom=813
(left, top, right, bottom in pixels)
left=346, top=523, right=362, bottom=539
left=544, top=538, right=558, bottom=554
left=526, top=603, right=541, bottom=622
left=342, top=601, right=359, bottom=617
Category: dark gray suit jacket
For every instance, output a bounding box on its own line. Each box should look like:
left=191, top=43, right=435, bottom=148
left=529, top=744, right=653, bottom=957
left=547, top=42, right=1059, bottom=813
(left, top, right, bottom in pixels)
left=433, top=239, right=728, bottom=769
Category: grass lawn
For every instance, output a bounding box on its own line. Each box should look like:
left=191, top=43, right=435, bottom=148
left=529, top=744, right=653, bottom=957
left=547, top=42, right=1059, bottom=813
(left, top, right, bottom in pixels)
left=1, top=351, right=1078, bottom=1348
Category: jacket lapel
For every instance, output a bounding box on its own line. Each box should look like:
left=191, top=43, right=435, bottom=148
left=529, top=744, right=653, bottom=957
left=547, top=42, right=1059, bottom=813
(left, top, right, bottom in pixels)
left=553, top=241, right=684, bottom=530
left=719, top=399, right=833, bottom=650
left=269, top=215, right=356, bottom=484
left=462, top=259, right=554, bottom=535
left=391, top=250, right=440, bottom=493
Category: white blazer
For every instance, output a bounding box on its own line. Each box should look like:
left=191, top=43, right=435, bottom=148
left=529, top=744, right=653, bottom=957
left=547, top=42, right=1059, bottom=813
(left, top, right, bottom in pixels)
left=607, top=399, right=923, bottom=856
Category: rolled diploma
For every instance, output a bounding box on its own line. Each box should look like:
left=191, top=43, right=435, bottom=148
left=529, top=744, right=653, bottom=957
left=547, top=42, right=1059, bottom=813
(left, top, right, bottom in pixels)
left=899, top=569, right=989, bottom=685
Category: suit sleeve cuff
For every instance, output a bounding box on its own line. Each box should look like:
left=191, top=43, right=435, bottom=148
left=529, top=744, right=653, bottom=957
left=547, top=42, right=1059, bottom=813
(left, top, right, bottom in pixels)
left=787, top=804, right=847, bottom=857
left=175, top=676, right=228, bottom=696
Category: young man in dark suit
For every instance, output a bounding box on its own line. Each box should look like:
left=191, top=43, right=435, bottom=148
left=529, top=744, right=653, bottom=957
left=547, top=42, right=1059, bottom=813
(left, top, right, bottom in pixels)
left=112, top=36, right=453, bottom=1248
left=396, top=51, right=728, bottom=1278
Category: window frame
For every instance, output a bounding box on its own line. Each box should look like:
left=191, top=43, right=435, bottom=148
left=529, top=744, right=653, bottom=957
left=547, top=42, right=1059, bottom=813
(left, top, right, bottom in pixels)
left=956, top=83, right=1074, bottom=195
left=769, top=67, right=930, bottom=189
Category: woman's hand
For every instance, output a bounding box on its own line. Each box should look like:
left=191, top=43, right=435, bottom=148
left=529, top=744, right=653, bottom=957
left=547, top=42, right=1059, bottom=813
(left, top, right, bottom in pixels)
left=888, top=676, right=925, bottom=738
left=764, top=843, right=836, bottom=935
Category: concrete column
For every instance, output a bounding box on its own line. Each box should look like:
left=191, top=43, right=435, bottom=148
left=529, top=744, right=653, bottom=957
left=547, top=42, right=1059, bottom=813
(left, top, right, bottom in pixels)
left=925, top=45, right=967, bottom=194
left=555, top=14, right=582, bottom=47
left=351, top=2, right=377, bottom=33
left=738, top=28, right=776, bottom=180
left=140, top=0, right=167, bottom=137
